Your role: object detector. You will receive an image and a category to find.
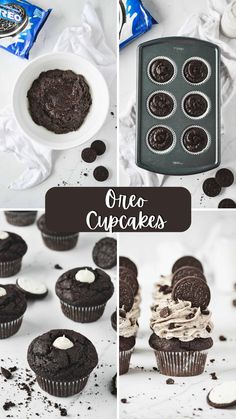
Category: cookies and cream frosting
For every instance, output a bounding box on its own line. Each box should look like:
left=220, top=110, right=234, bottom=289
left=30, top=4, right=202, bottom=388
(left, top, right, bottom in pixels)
left=150, top=299, right=213, bottom=342
left=152, top=274, right=172, bottom=302
left=119, top=313, right=138, bottom=338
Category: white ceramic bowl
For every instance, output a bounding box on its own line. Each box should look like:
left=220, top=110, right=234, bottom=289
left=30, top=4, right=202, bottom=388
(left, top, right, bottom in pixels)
left=13, top=53, right=109, bottom=150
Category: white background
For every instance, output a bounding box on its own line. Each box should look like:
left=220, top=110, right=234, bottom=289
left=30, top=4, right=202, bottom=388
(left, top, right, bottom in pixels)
left=0, top=212, right=117, bottom=419
left=119, top=211, right=236, bottom=419
left=0, top=0, right=117, bottom=208
left=119, top=0, right=236, bottom=208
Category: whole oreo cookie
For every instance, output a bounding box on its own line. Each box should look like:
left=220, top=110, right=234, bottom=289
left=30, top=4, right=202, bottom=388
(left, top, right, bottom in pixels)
left=172, top=276, right=210, bottom=310
left=81, top=147, right=97, bottom=163
left=120, top=266, right=139, bottom=296
left=172, top=256, right=203, bottom=274
left=218, top=199, right=236, bottom=208
left=183, top=93, right=208, bottom=118
left=91, top=140, right=106, bottom=156
left=148, top=92, right=174, bottom=117
left=0, top=3, right=28, bottom=38
left=92, top=237, right=117, bottom=269
left=172, top=266, right=206, bottom=288
left=182, top=127, right=208, bottom=153
left=149, top=58, right=175, bottom=83
left=93, top=166, right=109, bottom=182
left=215, top=168, right=234, bottom=188
left=119, top=280, right=134, bottom=312
left=203, top=178, right=221, bottom=197
left=147, top=126, right=174, bottom=152
left=183, top=59, right=209, bottom=84
left=119, top=256, right=138, bottom=276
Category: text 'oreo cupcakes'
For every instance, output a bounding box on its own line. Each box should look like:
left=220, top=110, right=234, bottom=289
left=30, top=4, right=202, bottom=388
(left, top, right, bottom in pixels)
left=0, top=231, right=27, bottom=277
left=4, top=211, right=37, bottom=227
left=27, top=329, right=98, bottom=397
left=0, top=284, right=27, bottom=339
left=56, top=267, right=114, bottom=323
left=37, top=214, right=79, bottom=251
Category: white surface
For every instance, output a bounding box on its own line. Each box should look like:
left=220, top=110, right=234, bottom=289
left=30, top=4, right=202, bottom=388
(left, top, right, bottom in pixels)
left=119, top=211, right=236, bottom=419
left=0, top=212, right=117, bottom=419
left=13, top=53, right=109, bottom=150
left=119, top=0, right=236, bottom=208
left=0, top=0, right=117, bottom=207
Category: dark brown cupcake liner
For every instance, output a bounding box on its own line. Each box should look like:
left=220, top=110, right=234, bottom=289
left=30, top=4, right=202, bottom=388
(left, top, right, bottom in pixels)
left=0, top=258, right=22, bottom=277
left=0, top=316, right=23, bottom=339
left=36, top=374, right=89, bottom=397
left=41, top=233, right=78, bottom=251
left=154, top=350, right=208, bottom=376
left=119, top=348, right=134, bottom=375
left=60, top=301, right=106, bottom=323
left=182, top=57, right=211, bottom=86
left=147, top=56, right=177, bottom=85
left=4, top=212, right=37, bottom=226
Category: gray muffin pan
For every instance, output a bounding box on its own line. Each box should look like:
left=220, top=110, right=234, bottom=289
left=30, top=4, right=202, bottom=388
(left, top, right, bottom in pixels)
left=136, top=37, right=221, bottom=175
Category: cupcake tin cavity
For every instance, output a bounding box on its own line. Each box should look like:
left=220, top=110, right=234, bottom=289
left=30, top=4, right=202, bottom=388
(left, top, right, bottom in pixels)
left=136, top=37, right=220, bottom=175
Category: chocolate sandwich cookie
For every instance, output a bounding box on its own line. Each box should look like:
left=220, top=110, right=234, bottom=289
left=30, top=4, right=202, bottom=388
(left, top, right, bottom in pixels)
left=172, top=256, right=203, bottom=274
left=218, top=199, right=236, bottom=208
left=93, top=166, right=109, bottom=182
left=203, top=178, right=221, bottom=197
left=172, top=276, right=211, bottom=310
left=120, top=266, right=139, bottom=296
left=28, top=70, right=92, bottom=134
left=147, top=126, right=174, bottom=152
left=172, top=266, right=206, bottom=288
left=183, top=93, right=208, bottom=118
left=111, top=310, right=117, bottom=331
left=183, top=59, right=209, bottom=84
left=119, top=256, right=138, bottom=276
left=182, top=127, right=208, bottom=153
left=119, top=280, right=134, bottom=312
left=4, top=211, right=37, bottom=227
left=0, top=3, right=28, bottom=38
left=215, top=168, right=234, bottom=188
left=81, top=148, right=97, bottom=163
left=0, top=231, right=27, bottom=277
left=16, top=278, right=48, bottom=300
left=207, top=381, right=236, bottom=409
left=91, top=140, right=106, bottom=156
left=92, top=237, right=117, bottom=269
left=149, top=58, right=175, bottom=83
left=148, top=92, right=175, bottom=118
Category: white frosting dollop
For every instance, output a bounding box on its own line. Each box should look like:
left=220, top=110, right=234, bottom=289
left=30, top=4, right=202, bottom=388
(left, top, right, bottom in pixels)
left=0, top=231, right=9, bottom=240
left=18, top=278, right=47, bottom=295
left=75, top=269, right=95, bottom=283
left=0, top=287, right=6, bottom=297
left=53, top=335, right=74, bottom=350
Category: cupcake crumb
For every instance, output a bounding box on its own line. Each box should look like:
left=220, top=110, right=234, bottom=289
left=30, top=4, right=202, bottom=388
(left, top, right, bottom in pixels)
left=60, top=407, right=67, bottom=416
left=1, top=367, right=12, bottom=379
left=210, top=372, right=218, bottom=380
left=121, top=398, right=127, bottom=404
left=3, top=401, right=16, bottom=411
left=219, top=335, right=227, bottom=341
left=166, top=378, right=175, bottom=385
left=54, top=264, right=63, bottom=270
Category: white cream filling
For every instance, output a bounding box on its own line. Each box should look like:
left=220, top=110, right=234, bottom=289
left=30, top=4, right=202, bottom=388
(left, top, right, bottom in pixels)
left=75, top=269, right=95, bottom=283
left=53, top=335, right=74, bottom=350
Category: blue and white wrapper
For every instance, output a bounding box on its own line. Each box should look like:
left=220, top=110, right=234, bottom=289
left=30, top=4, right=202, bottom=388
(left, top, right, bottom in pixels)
left=119, top=0, right=157, bottom=49
left=0, top=0, right=51, bottom=59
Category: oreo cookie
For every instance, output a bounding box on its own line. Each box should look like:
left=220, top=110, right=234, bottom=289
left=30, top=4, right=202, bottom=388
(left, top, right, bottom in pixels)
left=0, top=3, right=27, bottom=37
left=119, top=280, right=134, bottom=312
left=215, top=168, right=234, bottom=188
left=93, top=166, right=109, bottom=182
left=218, top=199, right=236, bottom=208
left=119, top=266, right=139, bottom=296
left=172, top=266, right=206, bottom=288
left=119, top=256, right=138, bottom=276
left=203, top=178, right=221, bottom=197
left=91, top=140, right=106, bottom=156
left=172, top=276, right=211, bottom=310
left=172, top=256, right=203, bottom=274
left=92, top=237, right=117, bottom=269
left=81, top=147, right=97, bottom=163
left=207, top=381, right=236, bottom=408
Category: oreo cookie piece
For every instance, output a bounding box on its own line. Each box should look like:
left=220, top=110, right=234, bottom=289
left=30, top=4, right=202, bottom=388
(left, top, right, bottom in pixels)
left=148, top=92, right=174, bottom=117
left=0, top=3, right=27, bottom=38
left=81, top=148, right=97, bottom=163
left=183, top=59, right=209, bottom=84
left=91, top=140, right=106, bottom=156
left=149, top=58, right=175, bottom=83
left=16, top=278, right=48, bottom=300
left=92, top=237, right=117, bottom=269
left=172, top=256, right=203, bottom=274
left=119, top=266, right=139, bottom=296
left=93, top=166, right=109, bottom=182
left=147, top=126, right=174, bottom=152
left=215, top=168, right=234, bottom=188
left=111, top=310, right=117, bottom=331
left=172, top=266, right=206, bottom=288
left=182, top=127, right=208, bottom=153
left=119, top=256, right=138, bottom=276
left=183, top=93, right=208, bottom=118
left=207, top=381, right=236, bottom=408
left=172, top=276, right=210, bottom=310
left=203, top=178, right=221, bottom=197
left=119, top=280, right=134, bottom=312
left=218, top=199, right=236, bottom=208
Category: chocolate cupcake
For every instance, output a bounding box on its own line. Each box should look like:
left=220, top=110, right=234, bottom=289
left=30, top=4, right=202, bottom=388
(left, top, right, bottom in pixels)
left=4, top=211, right=37, bottom=227
left=148, top=92, right=175, bottom=118
left=182, top=127, right=209, bottom=154
left=0, top=231, right=27, bottom=277
left=27, top=329, right=98, bottom=397
left=55, top=267, right=114, bottom=323
left=0, top=284, right=27, bottom=338
left=148, top=58, right=175, bottom=84
left=37, top=214, right=78, bottom=251
left=183, top=93, right=209, bottom=118
left=147, top=126, right=175, bottom=153
left=183, top=59, right=209, bottom=84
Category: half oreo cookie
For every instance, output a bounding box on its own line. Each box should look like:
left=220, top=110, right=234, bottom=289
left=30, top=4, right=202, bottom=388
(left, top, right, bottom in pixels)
left=92, top=237, right=117, bottom=269
left=172, top=256, right=203, bottom=274
left=16, top=278, right=48, bottom=300
left=207, top=381, right=236, bottom=408
left=172, top=266, right=206, bottom=288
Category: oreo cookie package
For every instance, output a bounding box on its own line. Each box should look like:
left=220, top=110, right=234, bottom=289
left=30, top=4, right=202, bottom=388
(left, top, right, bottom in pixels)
left=119, top=0, right=157, bottom=49
left=0, top=0, right=51, bottom=59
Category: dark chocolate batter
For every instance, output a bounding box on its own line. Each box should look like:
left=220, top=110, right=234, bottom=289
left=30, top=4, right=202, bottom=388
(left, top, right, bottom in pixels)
left=27, top=69, right=92, bottom=134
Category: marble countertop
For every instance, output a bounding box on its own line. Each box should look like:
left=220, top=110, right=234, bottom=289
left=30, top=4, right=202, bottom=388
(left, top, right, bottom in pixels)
left=0, top=212, right=117, bottom=419
left=0, top=0, right=117, bottom=208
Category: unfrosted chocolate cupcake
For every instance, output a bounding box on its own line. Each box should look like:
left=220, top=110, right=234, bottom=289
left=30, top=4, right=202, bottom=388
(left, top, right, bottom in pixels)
left=148, top=92, right=175, bottom=118
left=182, top=127, right=209, bottom=153
left=56, top=267, right=114, bottom=323
left=149, top=58, right=175, bottom=83
left=183, top=93, right=208, bottom=118
left=0, top=284, right=27, bottom=338
left=183, top=59, right=209, bottom=84
left=147, top=126, right=174, bottom=152
left=37, top=214, right=78, bottom=251
left=27, top=329, right=98, bottom=397
left=0, top=231, right=27, bottom=277
left=4, top=211, right=37, bottom=227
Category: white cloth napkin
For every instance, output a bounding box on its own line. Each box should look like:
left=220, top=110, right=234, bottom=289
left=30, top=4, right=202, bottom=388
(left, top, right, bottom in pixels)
left=120, top=0, right=236, bottom=186
left=0, top=1, right=116, bottom=190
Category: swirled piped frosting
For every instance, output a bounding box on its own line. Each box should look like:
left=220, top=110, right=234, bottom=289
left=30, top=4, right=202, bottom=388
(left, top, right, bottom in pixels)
left=150, top=299, right=213, bottom=342
left=152, top=274, right=172, bottom=302
left=119, top=313, right=138, bottom=338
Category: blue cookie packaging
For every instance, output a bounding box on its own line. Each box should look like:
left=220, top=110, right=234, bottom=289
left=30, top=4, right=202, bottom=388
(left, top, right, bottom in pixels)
left=119, top=0, right=157, bottom=49
left=0, top=0, right=51, bottom=59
